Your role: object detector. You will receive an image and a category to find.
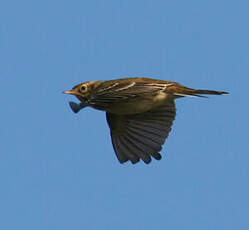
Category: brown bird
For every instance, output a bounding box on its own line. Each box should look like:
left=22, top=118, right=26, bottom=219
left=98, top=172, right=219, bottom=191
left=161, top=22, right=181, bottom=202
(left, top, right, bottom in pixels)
left=64, top=77, right=228, bottom=164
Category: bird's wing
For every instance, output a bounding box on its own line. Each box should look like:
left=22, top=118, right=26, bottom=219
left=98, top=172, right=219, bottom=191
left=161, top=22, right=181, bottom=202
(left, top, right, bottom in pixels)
left=89, top=80, right=172, bottom=105
left=106, top=101, right=176, bottom=164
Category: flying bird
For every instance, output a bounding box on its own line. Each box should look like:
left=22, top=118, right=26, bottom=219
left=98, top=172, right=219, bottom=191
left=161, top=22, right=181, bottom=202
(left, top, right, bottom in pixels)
left=64, top=77, right=228, bottom=164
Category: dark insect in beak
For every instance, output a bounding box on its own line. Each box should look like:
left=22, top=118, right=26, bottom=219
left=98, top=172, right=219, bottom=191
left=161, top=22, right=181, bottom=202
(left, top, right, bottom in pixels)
left=69, top=102, right=87, bottom=113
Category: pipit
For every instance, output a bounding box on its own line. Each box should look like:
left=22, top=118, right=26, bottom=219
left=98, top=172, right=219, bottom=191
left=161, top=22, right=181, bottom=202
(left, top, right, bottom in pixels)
left=64, top=77, right=228, bottom=164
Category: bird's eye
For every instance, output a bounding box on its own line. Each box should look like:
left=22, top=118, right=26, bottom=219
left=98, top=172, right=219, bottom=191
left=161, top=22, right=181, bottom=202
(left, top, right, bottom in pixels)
left=80, top=85, right=87, bottom=92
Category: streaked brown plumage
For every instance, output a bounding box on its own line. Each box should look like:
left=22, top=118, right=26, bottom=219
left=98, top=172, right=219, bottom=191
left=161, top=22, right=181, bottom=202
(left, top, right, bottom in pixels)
left=64, top=77, right=228, bottom=164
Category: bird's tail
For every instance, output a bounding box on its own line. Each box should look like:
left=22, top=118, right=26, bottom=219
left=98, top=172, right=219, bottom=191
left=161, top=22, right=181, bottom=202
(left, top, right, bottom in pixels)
left=171, top=84, right=229, bottom=98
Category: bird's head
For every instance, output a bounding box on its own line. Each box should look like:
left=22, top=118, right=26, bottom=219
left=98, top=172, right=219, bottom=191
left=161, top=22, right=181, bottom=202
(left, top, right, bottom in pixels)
left=63, top=81, right=101, bottom=103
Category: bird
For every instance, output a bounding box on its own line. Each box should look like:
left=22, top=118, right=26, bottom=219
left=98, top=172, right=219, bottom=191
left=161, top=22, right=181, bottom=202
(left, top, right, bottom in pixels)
left=64, top=77, right=228, bottom=164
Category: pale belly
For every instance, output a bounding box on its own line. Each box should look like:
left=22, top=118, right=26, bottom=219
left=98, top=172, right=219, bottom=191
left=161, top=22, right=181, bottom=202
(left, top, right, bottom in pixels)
left=105, top=92, right=171, bottom=115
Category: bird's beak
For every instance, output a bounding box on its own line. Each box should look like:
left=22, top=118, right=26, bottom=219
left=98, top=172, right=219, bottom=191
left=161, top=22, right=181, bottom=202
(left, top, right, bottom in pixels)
left=63, top=90, right=75, bottom=95
left=63, top=90, right=81, bottom=97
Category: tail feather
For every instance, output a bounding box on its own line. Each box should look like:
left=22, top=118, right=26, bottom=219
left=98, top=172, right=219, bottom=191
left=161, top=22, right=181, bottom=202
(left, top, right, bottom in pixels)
left=190, top=89, right=229, bottom=95
left=172, top=85, right=229, bottom=98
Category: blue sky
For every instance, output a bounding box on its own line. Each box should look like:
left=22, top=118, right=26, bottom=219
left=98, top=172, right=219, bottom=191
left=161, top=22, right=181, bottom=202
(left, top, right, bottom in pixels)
left=1, top=0, right=248, bottom=229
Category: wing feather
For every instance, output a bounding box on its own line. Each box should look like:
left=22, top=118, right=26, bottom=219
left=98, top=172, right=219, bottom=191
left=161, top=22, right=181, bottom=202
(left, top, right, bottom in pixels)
left=106, top=101, right=176, bottom=164
left=89, top=80, right=172, bottom=106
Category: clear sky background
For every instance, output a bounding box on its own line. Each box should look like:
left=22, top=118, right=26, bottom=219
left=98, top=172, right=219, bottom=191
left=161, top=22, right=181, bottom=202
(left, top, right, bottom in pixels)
left=1, top=0, right=248, bottom=229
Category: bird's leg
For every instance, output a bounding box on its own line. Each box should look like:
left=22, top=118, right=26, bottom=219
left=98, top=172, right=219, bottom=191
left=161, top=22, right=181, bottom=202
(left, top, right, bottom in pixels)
left=69, top=101, right=86, bottom=113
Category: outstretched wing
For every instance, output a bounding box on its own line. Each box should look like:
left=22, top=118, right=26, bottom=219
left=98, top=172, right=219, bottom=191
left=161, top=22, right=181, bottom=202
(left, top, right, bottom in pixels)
left=106, top=101, right=176, bottom=164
